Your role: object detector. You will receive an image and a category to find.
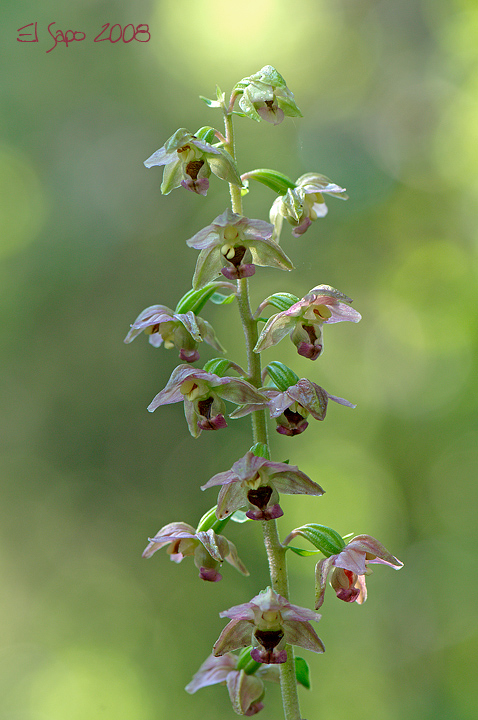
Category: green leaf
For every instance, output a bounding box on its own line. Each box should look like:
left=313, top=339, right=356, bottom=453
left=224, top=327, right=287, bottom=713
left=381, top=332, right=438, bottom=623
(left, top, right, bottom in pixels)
left=249, top=442, right=270, bottom=460
left=175, top=284, right=221, bottom=315
left=210, top=291, right=236, bottom=305
left=295, top=657, right=311, bottom=689
left=265, top=361, right=299, bottom=391
left=287, top=546, right=321, bottom=557
left=242, top=168, right=296, bottom=195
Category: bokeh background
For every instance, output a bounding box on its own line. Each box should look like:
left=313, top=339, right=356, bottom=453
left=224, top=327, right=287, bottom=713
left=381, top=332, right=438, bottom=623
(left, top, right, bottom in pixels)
left=2, top=0, right=477, bottom=718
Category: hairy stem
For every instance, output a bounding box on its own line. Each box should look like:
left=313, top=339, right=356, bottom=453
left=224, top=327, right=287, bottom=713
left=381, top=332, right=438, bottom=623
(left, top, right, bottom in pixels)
left=224, top=102, right=302, bottom=720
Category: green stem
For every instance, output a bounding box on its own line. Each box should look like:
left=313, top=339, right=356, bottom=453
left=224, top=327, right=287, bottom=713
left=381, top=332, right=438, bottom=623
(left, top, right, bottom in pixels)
left=223, top=102, right=302, bottom=720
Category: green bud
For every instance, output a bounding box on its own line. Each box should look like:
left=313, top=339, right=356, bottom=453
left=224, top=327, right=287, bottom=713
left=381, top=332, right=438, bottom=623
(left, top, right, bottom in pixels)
left=295, top=657, right=311, bottom=689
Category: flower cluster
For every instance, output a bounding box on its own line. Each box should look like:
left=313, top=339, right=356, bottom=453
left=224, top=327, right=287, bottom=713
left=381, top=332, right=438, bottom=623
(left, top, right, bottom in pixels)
left=201, top=451, right=324, bottom=521
left=124, top=304, right=224, bottom=363
left=314, top=534, right=404, bottom=608
left=270, top=173, right=348, bottom=238
left=144, top=128, right=241, bottom=196
left=187, top=209, right=293, bottom=288
left=214, top=587, right=324, bottom=664
left=142, top=520, right=248, bottom=582
left=186, top=651, right=280, bottom=716
left=255, top=284, right=362, bottom=360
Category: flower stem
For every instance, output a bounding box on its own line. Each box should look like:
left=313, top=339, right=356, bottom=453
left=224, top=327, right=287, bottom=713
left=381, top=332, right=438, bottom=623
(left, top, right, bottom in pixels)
left=224, top=103, right=302, bottom=720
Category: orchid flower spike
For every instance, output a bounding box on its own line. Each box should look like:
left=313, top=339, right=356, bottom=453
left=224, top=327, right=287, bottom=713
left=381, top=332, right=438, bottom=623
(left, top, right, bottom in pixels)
left=213, top=587, right=324, bottom=664
left=254, top=285, right=361, bottom=360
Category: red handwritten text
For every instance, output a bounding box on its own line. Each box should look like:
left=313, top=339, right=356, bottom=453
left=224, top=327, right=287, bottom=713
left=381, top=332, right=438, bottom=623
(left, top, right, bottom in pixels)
left=16, top=22, right=151, bottom=53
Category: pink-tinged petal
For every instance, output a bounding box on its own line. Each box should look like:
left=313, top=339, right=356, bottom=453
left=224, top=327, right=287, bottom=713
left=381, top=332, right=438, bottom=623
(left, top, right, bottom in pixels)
left=224, top=538, right=250, bottom=576
left=179, top=398, right=198, bottom=438
left=334, top=547, right=368, bottom=575
left=281, top=603, right=322, bottom=624
left=142, top=521, right=196, bottom=559
left=315, top=556, right=337, bottom=609
left=248, top=237, right=294, bottom=271
left=327, top=393, right=356, bottom=409
left=262, top=389, right=292, bottom=418
left=355, top=574, right=368, bottom=604
left=174, top=311, right=202, bottom=341
left=215, top=379, right=269, bottom=406
left=196, top=317, right=226, bottom=353
left=227, top=670, right=265, bottom=716
left=201, top=469, right=238, bottom=490
left=195, top=529, right=224, bottom=562
left=213, top=618, right=254, bottom=656
left=185, top=653, right=238, bottom=693
left=269, top=468, right=325, bottom=497
left=190, top=137, right=221, bottom=155
left=345, top=535, right=403, bottom=568
left=215, top=482, right=248, bottom=519
left=144, top=146, right=174, bottom=168
left=256, top=664, right=281, bottom=683
left=254, top=313, right=297, bottom=352
left=286, top=380, right=328, bottom=420
left=283, top=620, right=325, bottom=654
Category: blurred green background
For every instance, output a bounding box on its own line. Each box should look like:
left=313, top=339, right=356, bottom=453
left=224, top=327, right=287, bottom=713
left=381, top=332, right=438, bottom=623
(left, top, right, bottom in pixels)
left=2, top=0, right=477, bottom=718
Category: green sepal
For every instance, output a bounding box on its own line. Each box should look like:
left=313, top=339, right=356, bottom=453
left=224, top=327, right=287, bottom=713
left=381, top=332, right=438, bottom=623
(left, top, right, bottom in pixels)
left=230, top=510, right=250, bottom=523
left=202, top=358, right=232, bottom=376
left=196, top=505, right=229, bottom=535
left=287, top=546, right=321, bottom=557
left=295, top=657, right=311, bottom=689
left=290, top=524, right=346, bottom=557
left=164, top=128, right=190, bottom=153
left=242, top=168, right=296, bottom=195
left=249, top=442, right=271, bottom=460
left=265, top=361, right=299, bottom=391
left=210, top=292, right=236, bottom=305
left=259, top=293, right=299, bottom=313
left=236, top=647, right=262, bottom=675
left=195, top=126, right=217, bottom=144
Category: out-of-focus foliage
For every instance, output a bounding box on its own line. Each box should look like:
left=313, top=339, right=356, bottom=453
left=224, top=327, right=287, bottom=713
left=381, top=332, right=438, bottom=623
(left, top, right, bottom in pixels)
left=2, top=0, right=477, bottom=719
